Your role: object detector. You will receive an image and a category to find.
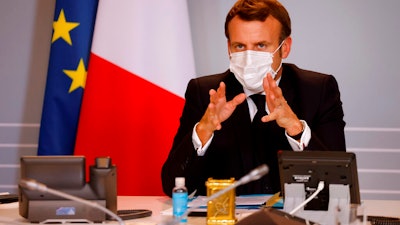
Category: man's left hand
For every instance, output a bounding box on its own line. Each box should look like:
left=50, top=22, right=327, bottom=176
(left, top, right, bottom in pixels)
left=262, top=73, right=303, bottom=136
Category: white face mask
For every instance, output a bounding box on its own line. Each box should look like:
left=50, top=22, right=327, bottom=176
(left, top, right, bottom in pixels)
left=229, top=41, right=284, bottom=93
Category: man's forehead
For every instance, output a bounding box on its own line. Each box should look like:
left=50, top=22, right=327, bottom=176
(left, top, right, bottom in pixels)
left=228, top=16, right=282, bottom=40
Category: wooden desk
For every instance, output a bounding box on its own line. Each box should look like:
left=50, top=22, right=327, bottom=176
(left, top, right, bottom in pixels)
left=0, top=196, right=399, bottom=224
left=117, top=196, right=400, bottom=224
left=118, top=196, right=204, bottom=224
left=361, top=199, right=400, bottom=218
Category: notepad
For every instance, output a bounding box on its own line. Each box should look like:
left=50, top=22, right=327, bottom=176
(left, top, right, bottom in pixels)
left=161, top=194, right=283, bottom=216
left=188, top=194, right=283, bottom=209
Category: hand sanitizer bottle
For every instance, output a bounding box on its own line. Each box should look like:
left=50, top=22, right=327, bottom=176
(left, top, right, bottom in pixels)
left=172, top=177, right=188, bottom=223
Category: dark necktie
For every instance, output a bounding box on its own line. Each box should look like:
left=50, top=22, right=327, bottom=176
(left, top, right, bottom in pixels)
left=249, top=94, right=273, bottom=193
left=250, top=94, right=267, bottom=124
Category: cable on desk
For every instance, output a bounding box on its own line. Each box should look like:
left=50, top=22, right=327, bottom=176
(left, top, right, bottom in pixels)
left=117, top=209, right=152, bottom=220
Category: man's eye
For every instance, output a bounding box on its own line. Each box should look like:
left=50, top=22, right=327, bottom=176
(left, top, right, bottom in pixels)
left=235, top=44, right=244, bottom=50
left=257, top=43, right=266, bottom=49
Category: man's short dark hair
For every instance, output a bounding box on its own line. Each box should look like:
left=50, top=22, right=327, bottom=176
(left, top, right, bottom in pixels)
left=224, top=0, right=291, bottom=43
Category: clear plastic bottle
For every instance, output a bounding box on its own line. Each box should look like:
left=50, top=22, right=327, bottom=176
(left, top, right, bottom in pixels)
left=172, top=177, right=188, bottom=223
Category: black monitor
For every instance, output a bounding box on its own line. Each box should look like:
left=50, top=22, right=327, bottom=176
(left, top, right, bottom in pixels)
left=278, top=151, right=360, bottom=211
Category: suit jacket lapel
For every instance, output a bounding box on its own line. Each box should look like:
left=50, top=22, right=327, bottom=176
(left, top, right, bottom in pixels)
left=279, top=68, right=296, bottom=109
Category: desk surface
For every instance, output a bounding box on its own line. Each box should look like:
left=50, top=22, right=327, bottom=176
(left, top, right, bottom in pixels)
left=0, top=196, right=399, bottom=224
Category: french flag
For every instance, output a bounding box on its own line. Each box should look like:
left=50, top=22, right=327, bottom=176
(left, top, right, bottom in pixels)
left=74, top=0, right=195, bottom=196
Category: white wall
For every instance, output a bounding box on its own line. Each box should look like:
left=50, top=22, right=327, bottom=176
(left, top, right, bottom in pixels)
left=1, top=0, right=399, bottom=200
left=0, top=0, right=54, bottom=192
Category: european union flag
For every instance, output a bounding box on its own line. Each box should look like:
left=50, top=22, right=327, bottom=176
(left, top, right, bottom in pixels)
left=38, top=0, right=98, bottom=155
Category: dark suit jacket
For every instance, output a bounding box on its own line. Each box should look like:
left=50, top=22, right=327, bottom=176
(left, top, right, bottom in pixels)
left=161, top=63, right=346, bottom=197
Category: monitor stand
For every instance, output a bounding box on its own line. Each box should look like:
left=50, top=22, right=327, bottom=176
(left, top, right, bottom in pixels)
left=283, top=183, right=352, bottom=225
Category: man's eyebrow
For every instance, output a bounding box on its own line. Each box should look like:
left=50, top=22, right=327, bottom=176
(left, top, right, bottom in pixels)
left=230, top=41, right=244, bottom=46
left=256, top=41, right=270, bottom=45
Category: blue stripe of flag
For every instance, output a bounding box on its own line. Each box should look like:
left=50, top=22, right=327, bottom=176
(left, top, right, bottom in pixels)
left=38, top=0, right=98, bottom=155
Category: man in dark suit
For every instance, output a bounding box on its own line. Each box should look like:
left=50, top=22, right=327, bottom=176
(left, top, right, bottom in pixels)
left=161, top=0, right=345, bottom=197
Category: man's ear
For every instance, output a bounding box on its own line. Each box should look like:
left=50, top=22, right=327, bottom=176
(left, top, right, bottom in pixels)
left=227, top=40, right=232, bottom=57
left=281, top=36, right=292, bottom=59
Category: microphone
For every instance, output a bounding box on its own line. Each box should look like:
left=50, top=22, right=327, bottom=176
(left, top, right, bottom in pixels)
left=161, top=164, right=269, bottom=225
left=19, top=179, right=125, bottom=225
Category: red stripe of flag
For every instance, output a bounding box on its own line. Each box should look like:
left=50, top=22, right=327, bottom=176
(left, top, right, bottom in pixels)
left=75, top=53, right=184, bottom=195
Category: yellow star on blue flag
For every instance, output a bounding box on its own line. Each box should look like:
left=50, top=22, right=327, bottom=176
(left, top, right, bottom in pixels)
left=64, top=58, right=88, bottom=93
left=38, top=0, right=98, bottom=155
left=52, top=9, right=80, bottom=45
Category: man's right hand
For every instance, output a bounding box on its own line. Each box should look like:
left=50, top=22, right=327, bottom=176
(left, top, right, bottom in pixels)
left=196, top=81, right=246, bottom=146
